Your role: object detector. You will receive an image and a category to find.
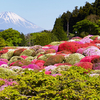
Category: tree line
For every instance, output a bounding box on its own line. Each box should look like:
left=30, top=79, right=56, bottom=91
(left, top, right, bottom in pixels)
left=1, top=0, right=100, bottom=47
left=52, top=0, right=100, bottom=37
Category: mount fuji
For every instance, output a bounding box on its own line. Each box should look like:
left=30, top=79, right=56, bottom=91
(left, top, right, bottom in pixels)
left=0, top=11, right=44, bottom=34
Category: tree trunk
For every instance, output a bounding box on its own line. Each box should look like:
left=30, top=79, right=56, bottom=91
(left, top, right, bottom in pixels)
left=67, top=20, right=69, bottom=37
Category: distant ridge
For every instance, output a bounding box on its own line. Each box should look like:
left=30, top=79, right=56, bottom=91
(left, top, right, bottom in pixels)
left=0, top=11, right=44, bottom=34
left=0, top=30, right=4, bottom=32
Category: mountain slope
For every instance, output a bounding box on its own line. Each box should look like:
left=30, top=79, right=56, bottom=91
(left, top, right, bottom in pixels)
left=0, top=11, right=44, bottom=34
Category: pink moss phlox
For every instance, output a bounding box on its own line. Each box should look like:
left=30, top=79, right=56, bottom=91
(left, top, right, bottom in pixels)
left=76, top=48, right=86, bottom=54
left=80, top=55, right=99, bottom=63
left=44, top=65, right=57, bottom=71
left=54, top=63, right=72, bottom=67
left=10, top=62, right=15, bottom=66
left=20, top=55, right=28, bottom=59
left=49, top=45, right=58, bottom=52
left=83, top=46, right=100, bottom=56
left=79, top=37, right=93, bottom=44
left=74, top=41, right=83, bottom=44
left=0, top=61, right=7, bottom=66
left=22, top=64, right=40, bottom=70
left=51, top=74, right=62, bottom=77
left=0, top=78, right=17, bottom=86
left=45, top=71, right=51, bottom=75
left=0, top=59, right=8, bottom=63
left=35, top=60, right=45, bottom=69
left=0, top=78, right=18, bottom=91
left=31, top=59, right=37, bottom=64
left=93, top=63, right=100, bottom=70
left=74, top=62, right=93, bottom=71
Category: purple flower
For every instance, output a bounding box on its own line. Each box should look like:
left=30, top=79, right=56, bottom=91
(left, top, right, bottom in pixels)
left=44, top=65, right=57, bottom=71
left=22, top=64, right=40, bottom=70
left=83, top=46, right=100, bottom=56
left=79, top=37, right=93, bottom=44
left=51, top=74, right=62, bottom=77
left=0, top=61, right=7, bottom=66
left=93, top=63, right=100, bottom=70
left=49, top=46, right=58, bottom=52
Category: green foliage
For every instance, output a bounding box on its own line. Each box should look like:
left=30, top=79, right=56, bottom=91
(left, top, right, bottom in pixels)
left=52, top=18, right=68, bottom=41
left=20, top=49, right=33, bottom=56
left=73, top=19, right=100, bottom=37
left=30, top=32, right=58, bottom=46
left=65, top=53, right=85, bottom=65
left=0, top=80, right=5, bottom=86
left=25, top=56, right=35, bottom=62
left=53, top=0, right=100, bottom=36
left=19, top=33, right=27, bottom=46
left=0, top=67, right=16, bottom=78
left=8, top=56, right=24, bottom=65
left=0, top=38, right=6, bottom=49
left=1, top=66, right=100, bottom=99
left=44, top=55, right=65, bottom=66
left=0, top=28, right=22, bottom=46
left=12, top=60, right=31, bottom=67
left=1, top=51, right=14, bottom=60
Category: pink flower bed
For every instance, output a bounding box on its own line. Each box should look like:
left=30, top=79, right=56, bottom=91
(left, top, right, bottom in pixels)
left=0, top=78, right=18, bottom=91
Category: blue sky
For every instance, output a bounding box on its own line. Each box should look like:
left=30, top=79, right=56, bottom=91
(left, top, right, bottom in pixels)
left=0, top=0, right=95, bottom=30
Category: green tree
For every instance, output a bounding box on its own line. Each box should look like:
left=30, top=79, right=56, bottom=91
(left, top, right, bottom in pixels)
left=0, top=37, right=6, bottom=49
left=52, top=18, right=68, bottom=41
left=0, top=28, right=22, bottom=46
left=73, top=19, right=100, bottom=37
left=19, top=33, right=26, bottom=46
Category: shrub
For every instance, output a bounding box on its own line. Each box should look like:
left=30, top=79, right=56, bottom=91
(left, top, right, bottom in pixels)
left=1, top=66, right=100, bottom=99
left=65, top=53, right=85, bottom=65
left=92, top=63, right=100, bottom=70
left=22, top=64, right=40, bottom=70
left=0, top=50, right=8, bottom=56
left=74, top=62, right=93, bottom=71
left=49, top=45, right=58, bottom=52
left=13, top=48, right=26, bottom=56
left=80, top=55, right=99, bottom=63
left=1, top=51, right=14, bottom=60
left=0, top=67, right=16, bottom=78
left=90, top=35, right=99, bottom=40
left=83, top=46, right=100, bottom=56
left=11, top=60, right=31, bottom=67
left=91, top=55, right=100, bottom=63
left=44, top=55, right=65, bottom=66
left=76, top=48, right=85, bottom=54
left=51, top=65, right=71, bottom=74
left=8, top=56, right=24, bottom=66
left=20, top=49, right=33, bottom=56
left=38, top=53, right=56, bottom=61
left=29, top=45, right=42, bottom=51
left=44, top=49, right=56, bottom=54
left=25, top=56, right=35, bottom=62
left=58, top=41, right=81, bottom=53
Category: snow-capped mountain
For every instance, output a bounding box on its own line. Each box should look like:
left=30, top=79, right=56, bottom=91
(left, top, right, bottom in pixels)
left=0, top=11, right=44, bottom=34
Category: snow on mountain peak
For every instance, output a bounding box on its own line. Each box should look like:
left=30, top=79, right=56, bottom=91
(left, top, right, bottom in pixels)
left=0, top=11, right=25, bottom=24
left=0, top=11, right=44, bottom=34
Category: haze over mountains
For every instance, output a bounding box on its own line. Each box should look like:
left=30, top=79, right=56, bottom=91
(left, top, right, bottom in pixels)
left=0, top=11, right=44, bottom=34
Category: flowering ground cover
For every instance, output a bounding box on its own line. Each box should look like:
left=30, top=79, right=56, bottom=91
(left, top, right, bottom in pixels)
left=1, top=35, right=100, bottom=99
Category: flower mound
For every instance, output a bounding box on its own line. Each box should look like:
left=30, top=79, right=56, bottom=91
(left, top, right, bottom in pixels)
left=74, top=62, right=93, bottom=71
left=80, top=55, right=99, bottom=62
left=44, top=55, right=65, bottom=66
left=58, top=41, right=81, bottom=53
left=83, top=46, right=100, bottom=56
left=92, top=63, right=100, bottom=70
left=65, top=53, right=85, bottom=65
